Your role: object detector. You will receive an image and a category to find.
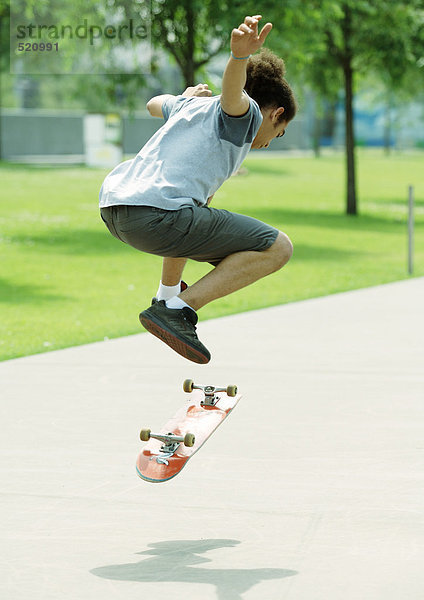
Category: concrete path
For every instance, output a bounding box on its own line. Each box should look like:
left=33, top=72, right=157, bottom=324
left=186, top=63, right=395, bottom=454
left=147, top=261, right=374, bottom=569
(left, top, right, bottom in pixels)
left=1, top=278, right=423, bottom=599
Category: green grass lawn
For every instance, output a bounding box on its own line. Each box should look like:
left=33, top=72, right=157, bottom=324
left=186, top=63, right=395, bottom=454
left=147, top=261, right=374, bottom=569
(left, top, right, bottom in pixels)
left=1, top=150, right=423, bottom=361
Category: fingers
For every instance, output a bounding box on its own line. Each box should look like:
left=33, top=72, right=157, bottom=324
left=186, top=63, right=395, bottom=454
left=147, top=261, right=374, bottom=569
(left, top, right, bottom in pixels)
left=194, top=84, right=212, bottom=97
left=238, top=23, right=254, bottom=34
left=258, top=22, right=273, bottom=43
left=231, top=15, right=272, bottom=50
left=245, top=15, right=262, bottom=26
left=236, top=16, right=271, bottom=40
left=238, top=15, right=259, bottom=34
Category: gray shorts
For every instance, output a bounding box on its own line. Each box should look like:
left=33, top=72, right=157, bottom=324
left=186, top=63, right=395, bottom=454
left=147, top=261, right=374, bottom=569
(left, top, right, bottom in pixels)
left=100, top=204, right=279, bottom=265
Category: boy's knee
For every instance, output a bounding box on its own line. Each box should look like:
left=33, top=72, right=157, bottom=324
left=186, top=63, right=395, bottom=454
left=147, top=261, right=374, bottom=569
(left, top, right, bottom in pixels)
left=270, top=231, right=293, bottom=270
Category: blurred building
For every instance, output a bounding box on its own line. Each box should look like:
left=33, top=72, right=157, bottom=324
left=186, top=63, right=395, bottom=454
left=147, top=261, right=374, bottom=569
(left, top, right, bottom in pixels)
left=0, top=93, right=423, bottom=164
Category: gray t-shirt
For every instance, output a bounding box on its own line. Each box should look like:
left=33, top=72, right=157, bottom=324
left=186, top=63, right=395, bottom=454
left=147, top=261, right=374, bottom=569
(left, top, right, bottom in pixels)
left=99, top=93, right=262, bottom=209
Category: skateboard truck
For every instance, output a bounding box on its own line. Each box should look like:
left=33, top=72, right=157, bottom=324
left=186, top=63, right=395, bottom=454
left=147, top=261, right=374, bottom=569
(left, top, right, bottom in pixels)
left=140, top=429, right=196, bottom=465
left=137, top=379, right=241, bottom=482
left=183, top=379, right=238, bottom=407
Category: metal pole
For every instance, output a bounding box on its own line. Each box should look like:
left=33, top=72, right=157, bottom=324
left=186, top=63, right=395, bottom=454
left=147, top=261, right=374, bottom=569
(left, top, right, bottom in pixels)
left=408, top=185, right=414, bottom=275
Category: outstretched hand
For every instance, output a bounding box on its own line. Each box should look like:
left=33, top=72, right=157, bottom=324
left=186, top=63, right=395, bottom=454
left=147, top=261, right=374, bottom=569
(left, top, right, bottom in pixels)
left=182, top=84, right=212, bottom=98
left=231, top=15, right=272, bottom=58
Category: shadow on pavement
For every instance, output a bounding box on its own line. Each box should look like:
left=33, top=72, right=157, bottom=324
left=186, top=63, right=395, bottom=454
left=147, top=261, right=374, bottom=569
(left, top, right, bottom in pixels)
left=91, top=539, right=297, bottom=599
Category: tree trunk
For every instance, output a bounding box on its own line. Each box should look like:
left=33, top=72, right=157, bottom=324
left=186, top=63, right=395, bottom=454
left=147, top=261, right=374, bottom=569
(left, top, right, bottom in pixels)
left=182, top=59, right=195, bottom=88
left=341, top=5, right=357, bottom=216
left=343, top=59, right=357, bottom=215
left=183, top=0, right=196, bottom=87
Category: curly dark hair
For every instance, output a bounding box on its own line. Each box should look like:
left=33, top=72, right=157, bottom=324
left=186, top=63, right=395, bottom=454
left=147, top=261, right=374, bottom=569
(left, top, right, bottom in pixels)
left=244, top=49, right=297, bottom=123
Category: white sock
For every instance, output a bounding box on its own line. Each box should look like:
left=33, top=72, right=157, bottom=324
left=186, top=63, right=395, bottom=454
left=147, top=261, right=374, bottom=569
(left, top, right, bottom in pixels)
left=156, top=280, right=181, bottom=301
left=166, top=296, right=193, bottom=310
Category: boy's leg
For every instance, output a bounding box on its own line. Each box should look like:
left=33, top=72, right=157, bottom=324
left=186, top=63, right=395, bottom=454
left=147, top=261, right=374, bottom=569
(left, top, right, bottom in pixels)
left=161, top=257, right=188, bottom=286
left=140, top=231, right=292, bottom=364
left=155, top=257, right=188, bottom=301
left=133, top=205, right=292, bottom=363
left=179, top=231, right=292, bottom=310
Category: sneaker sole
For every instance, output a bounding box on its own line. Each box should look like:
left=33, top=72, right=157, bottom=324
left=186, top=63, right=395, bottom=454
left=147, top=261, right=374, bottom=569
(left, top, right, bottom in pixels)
left=139, top=312, right=210, bottom=364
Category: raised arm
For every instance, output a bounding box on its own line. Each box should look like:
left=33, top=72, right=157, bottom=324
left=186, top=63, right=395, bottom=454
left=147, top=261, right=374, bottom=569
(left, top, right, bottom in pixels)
left=221, top=15, right=272, bottom=117
left=146, top=84, right=212, bottom=118
left=146, top=94, right=174, bottom=118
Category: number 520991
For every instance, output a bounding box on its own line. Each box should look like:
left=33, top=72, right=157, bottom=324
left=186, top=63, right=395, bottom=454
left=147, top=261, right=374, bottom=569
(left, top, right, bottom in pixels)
left=17, top=43, right=59, bottom=51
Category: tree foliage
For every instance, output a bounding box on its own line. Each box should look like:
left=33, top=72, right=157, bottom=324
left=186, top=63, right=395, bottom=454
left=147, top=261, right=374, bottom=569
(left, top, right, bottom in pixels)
left=264, top=0, right=424, bottom=215
left=150, top=0, right=244, bottom=87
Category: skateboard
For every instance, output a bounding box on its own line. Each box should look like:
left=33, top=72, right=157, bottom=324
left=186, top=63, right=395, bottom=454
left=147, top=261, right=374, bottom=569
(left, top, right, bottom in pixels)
left=136, top=379, right=242, bottom=483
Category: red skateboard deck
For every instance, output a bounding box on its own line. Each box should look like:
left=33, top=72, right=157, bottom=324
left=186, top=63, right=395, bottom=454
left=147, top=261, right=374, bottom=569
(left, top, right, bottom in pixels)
left=136, top=380, right=241, bottom=483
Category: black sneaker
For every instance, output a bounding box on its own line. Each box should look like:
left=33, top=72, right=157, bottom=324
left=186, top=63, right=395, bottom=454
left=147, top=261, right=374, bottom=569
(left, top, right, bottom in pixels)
left=139, top=300, right=211, bottom=364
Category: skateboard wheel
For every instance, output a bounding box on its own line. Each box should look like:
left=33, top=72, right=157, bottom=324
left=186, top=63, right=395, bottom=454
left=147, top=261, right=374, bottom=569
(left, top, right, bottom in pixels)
left=140, top=428, right=151, bottom=442
left=184, top=432, right=195, bottom=447
left=183, top=379, right=194, bottom=393
left=226, top=385, right=237, bottom=397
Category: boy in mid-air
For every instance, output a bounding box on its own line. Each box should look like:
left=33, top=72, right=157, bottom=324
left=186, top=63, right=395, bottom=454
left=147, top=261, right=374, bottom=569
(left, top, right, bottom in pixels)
left=99, top=15, right=297, bottom=364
